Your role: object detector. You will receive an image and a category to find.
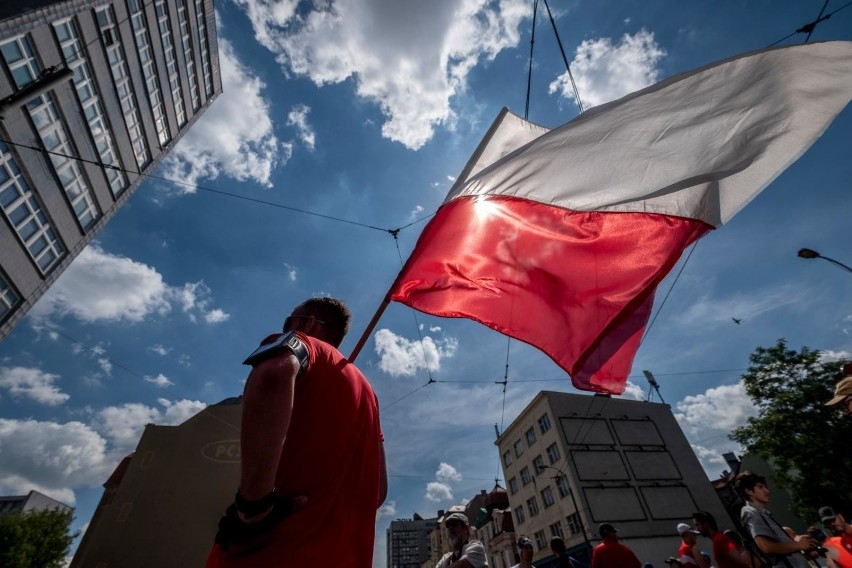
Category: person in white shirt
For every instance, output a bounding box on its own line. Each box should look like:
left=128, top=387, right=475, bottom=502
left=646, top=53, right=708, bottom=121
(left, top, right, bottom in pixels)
left=436, top=513, right=489, bottom=568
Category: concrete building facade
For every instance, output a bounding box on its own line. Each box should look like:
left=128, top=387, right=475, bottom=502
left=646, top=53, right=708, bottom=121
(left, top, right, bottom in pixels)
left=496, top=391, right=730, bottom=566
left=70, top=397, right=241, bottom=568
left=0, top=0, right=221, bottom=339
left=0, top=489, right=72, bottom=515
left=387, top=513, right=438, bottom=568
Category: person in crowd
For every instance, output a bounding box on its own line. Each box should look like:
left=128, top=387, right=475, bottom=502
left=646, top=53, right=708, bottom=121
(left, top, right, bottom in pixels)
left=736, top=470, right=816, bottom=568
left=825, top=363, right=852, bottom=415
left=664, top=558, right=684, bottom=567
left=592, top=523, right=641, bottom=568
left=820, top=506, right=852, bottom=568
left=436, top=513, right=489, bottom=568
left=511, top=536, right=534, bottom=568
left=551, top=536, right=584, bottom=568
left=692, top=510, right=754, bottom=568
left=678, top=522, right=711, bottom=567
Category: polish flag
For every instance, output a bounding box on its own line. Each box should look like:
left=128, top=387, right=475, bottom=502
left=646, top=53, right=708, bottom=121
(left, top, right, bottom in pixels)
left=388, top=42, right=852, bottom=394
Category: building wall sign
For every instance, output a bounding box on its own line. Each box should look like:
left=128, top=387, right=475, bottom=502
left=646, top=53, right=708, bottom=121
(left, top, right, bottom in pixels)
left=202, top=439, right=241, bottom=462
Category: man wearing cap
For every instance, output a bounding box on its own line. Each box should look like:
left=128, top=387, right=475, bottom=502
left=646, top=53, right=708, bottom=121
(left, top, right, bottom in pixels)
left=826, top=363, right=852, bottom=415
left=551, top=536, right=584, bottom=568
left=511, top=536, right=534, bottom=568
left=821, top=506, right=852, bottom=568
left=592, top=523, right=641, bottom=568
left=735, top=470, right=815, bottom=568
left=677, top=522, right=711, bottom=567
left=205, top=297, right=387, bottom=568
left=436, top=513, right=489, bottom=568
left=664, top=557, right=684, bottom=567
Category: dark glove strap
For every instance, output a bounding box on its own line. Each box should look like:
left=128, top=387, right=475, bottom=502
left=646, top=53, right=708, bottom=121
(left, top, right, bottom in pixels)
left=234, top=490, right=275, bottom=519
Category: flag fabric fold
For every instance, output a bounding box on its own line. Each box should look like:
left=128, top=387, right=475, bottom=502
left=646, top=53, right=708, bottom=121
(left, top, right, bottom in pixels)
left=389, top=41, right=852, bottom=394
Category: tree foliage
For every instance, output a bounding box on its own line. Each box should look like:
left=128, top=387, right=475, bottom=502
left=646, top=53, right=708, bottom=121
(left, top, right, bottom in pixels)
left=0, top=508, right=78, bottom=568
left=731, top=339, right=852, bottom=521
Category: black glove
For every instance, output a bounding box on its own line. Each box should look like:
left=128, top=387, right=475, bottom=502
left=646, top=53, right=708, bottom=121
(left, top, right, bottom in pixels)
left=214, top=496, right=300, bottom=551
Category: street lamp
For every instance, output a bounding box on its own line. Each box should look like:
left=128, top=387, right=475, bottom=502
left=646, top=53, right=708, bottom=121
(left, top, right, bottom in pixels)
left=540, top=464, right=592, bottom=552
left=797, top=248, right=852, bottom=274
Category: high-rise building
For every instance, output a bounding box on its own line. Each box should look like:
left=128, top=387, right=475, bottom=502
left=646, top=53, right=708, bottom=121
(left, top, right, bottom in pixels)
left=387, top=513, right=438, bottom=568
left=70, top=397, right=241, bottom=567
left=496, top=391, right=730, bottom=566
left=0, top=0, right=222, bottom=339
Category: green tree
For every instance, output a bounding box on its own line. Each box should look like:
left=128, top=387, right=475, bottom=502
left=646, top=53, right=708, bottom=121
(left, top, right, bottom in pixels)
left=0, top=508, right=78, bottom=568
left=731, top=339, right=852, bottom=521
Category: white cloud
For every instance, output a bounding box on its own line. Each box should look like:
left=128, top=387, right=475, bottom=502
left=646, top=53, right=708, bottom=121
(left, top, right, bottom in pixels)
left=284, top=263, right=298, bottom=282
left=374, top=328, right=458, bottom=377
left=97, top=358, right=113, bottom=375
left=30, top=245, right=228, bottom=326
left=149, top=344, right=171, bottom=356
left=691, top=444, right=729, bottom=472
left=674, top=382, right=757, bottom=436
left=619, top=380, right=645, bottom=401
left=425, top=481, right=453, bottom=502
left=0, top=419, right=111, bottom=505
left=408, top=205, right=424, bottom=221
left=0, top=366, right=69, bottom=406
left=436, top=462, right=462, bottom=483
left=235, top=0, right=531, bottom=149
left=820, top=350, right=851, bottom=363
left=377, top=500, right=397, bottom=519
left=94, top=399, right=207, bottom=451
left=144, top=374, right=174, bottom=389
left=287, top=104, right=316, bottom=151
left=549, top=29, right=665, bottom=109
left=162, top=38, right=287, bottom=189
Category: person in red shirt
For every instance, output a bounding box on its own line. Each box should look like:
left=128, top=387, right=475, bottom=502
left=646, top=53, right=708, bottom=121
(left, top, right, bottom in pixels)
left=591, top=523, right=642, bottom=568
left=677, top=522, right=710, bottom=567
left=205, top=297, right=387, bottom=567
left=821, top=506, right=852, bottom=568
left=692, top=511, right=754, bottom=568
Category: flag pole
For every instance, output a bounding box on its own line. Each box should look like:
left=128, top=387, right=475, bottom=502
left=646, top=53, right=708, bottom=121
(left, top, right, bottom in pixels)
left=348, top=296, right=391, bottom=363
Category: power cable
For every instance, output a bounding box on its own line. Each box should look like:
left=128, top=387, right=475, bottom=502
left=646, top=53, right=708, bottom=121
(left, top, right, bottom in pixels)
left=524, top=0, right=539, bottom=120
left=766, top=0, right=852, bottom=47
left=639, top=240, right=699, bottom=347
left=541, top=0, right=583, bottom=113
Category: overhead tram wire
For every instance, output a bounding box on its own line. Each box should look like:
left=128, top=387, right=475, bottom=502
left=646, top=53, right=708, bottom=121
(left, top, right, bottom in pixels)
left=23, top=313, right=241, bottom=434
left=541, top=0, right=583, bottom=114
left=766, top=0, right=852, bottom=47
left=0, top=137, right=434, bottom=239
left=639, top=240, right=699, bottom=346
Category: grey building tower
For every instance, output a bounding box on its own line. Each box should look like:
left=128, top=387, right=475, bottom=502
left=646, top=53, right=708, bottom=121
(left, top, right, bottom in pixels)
left=0, top=0, right=222, bottom=339
left=387, top=513, right=438, bottom=568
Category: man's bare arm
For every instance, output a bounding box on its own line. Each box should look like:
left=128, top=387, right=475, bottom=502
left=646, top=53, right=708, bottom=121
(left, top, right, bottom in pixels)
left=239, top=353, right=298, bottom=503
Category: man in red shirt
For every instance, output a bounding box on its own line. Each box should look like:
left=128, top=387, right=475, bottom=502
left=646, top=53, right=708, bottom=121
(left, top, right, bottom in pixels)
left=821, top=506, right=852, bottom=568
left=692, top=511, right=754, bottom=568
left=591, top=523, right=641, bottom=568
left=677, top=522, right=710, bottom=567
left=205, top=297, right=387, bottom=567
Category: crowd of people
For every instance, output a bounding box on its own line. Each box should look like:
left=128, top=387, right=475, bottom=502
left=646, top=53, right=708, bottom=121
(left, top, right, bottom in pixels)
left=200, top=297, right=852, bottom=568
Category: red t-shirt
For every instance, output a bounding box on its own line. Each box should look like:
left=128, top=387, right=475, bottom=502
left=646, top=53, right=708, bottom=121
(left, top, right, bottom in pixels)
left=711, top=531, right=740, bottom=568
left=592, top=541, right=642, bottom=568
left=679, top=541, right=698, bottom=564
left=208, top=333, right=384, bottom=567
left=826, top=533, right=852, bottom=568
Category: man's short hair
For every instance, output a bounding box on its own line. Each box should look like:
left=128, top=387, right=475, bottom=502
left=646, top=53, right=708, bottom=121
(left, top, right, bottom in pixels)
left=550, top=536, right=566, bottom=553
left=692, top=511, right=718, bottom=531
left=292, top=297, right=351, bottom=347
left=735, top=470, right=766, bottom=497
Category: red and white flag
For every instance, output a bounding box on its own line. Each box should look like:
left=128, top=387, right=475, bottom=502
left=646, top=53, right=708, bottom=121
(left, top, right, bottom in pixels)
left=389, top=42, right=852, bottom=394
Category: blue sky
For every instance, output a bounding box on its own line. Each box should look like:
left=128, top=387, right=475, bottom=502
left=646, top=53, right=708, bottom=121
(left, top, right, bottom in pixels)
left=1, top=1, right=851, bottom=565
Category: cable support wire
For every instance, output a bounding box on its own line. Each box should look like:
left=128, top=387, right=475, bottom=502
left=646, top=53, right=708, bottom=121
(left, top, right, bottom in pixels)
left=541, top=0, right=583, bottom=113
left=24, top=313, right=241, bottom=433
left=524, top=0, right=539, bottom=120
left=639, top=240, right=699, bottom=347
left=766, top=0, right=852, bottom=47
left=0, top=137, right=433, bottom=237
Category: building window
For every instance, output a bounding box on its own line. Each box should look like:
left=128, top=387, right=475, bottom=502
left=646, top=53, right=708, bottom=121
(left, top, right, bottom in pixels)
left=508, top=477, right=518, bottom=495
left=556, top=475, right=570, bottom=498
left=527, top=496, right=539, bottom=517
left=177, top=0, right=200, bottom=110
left=541, top=486, right=555, bottom=508
left=0, top=35, right=40, bottom=89
left=566, top=512, right=582, bottom=535
left=546, top=442, right=561, bottom=464
left=194, top=0, right=214, bottom=97
left=534, top=530, right=547, bottom=551
left=26, top=94, right=100, bottom=230
left=0, top=273, right=20, bottom=321
left=550, top=521, right=563, bottom=538
left=127, top=0, right=171, bottom=146
left=0, top=142, right=66, bottom=274
left=53, top=18, right=127, bottom=198
left=532, top=455, right=545, bottom=475
left=502, top=450, right=512, bottom=467
left=155, top=0, right=186, bottom=126
left=96, top=6, right=150, bottom=169
left=538, top=413, right=551, bottom=434
left=520, top=467, right=532, bottom=486
left=514, top=505, right=525, bottom=525
left=525, top=426, right=537, bottom=446
left=514, top=439, right=524, bottom=458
